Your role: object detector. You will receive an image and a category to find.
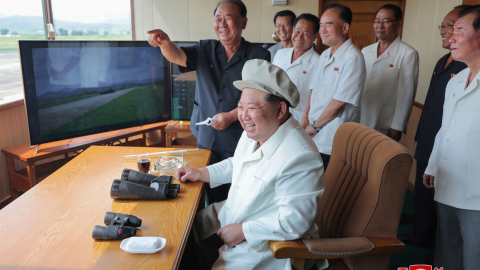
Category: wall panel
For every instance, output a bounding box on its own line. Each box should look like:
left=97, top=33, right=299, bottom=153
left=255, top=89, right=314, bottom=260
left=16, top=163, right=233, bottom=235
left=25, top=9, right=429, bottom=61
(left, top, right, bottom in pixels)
left=134, top=0, right=318, bottom=43
left=153, top=0, right=189, bottom=41
left=399, top=104, right=423, bottom=187
left=242, top=0, right=263, bottom=42
left=0, top=102, right=30, bottom=202
left=402, top=0, right=463, bottom=104
left=135, top=0, right=154, bottom=40
left=189, top=0, right=218, bottom=41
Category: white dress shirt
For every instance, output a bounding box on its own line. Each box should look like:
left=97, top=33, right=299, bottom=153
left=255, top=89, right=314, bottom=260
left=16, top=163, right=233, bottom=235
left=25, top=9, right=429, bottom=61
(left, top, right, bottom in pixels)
left=207, top=117, right=325, bottom=270
left=308, top=38, right=366, bottom=155
left=268, top=42, right=288, bottom=61
left=273, top=47, right=320, bottom=123
left=425, top=68, right=480, bottom=211
left=359, top=36, right=419, bottom=134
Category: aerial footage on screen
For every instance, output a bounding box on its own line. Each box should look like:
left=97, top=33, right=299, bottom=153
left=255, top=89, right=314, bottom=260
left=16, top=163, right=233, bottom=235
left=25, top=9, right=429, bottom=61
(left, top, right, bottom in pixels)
left=29, top=43, right=166, bottom=140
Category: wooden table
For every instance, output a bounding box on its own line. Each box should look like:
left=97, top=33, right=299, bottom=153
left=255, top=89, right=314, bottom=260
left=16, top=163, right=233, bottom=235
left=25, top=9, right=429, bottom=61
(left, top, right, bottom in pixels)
left=165, top=122, right=196, bottom=148
left=2, top=122, right=167, bottom=201
left=0, top=146, right=211, bottom=269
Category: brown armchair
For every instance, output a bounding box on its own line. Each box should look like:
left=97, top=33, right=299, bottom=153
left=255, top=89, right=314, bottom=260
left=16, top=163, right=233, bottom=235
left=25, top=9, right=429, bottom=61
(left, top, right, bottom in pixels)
left=270, top=122, right=413, bottom=270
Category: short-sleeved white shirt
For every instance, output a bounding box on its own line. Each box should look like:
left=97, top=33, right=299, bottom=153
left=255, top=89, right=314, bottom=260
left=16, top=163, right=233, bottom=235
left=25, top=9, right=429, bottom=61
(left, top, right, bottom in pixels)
left=272, top=47, right=320, bottom=123
left=308, top=38, right=366, bottom=155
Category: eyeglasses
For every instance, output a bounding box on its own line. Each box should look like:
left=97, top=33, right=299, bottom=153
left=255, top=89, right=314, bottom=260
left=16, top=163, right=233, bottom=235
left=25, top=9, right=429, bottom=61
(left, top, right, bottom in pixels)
left=373, top=19, right=397, bottom=25
left=275, top=23, right=292, bottom=29
left=438, top=24, right=454, bottom=31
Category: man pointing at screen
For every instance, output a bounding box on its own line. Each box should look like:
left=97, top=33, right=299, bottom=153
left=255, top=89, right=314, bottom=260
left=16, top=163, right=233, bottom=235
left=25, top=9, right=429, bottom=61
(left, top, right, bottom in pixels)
left=147, top=0, right=270, bottom=205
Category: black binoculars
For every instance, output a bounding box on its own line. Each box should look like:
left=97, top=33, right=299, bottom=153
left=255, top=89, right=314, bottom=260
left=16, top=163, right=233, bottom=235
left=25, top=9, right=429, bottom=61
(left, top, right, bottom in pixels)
left=110, top=169, right=180, bottom=200
left=92, top=211, right=141, bottom=240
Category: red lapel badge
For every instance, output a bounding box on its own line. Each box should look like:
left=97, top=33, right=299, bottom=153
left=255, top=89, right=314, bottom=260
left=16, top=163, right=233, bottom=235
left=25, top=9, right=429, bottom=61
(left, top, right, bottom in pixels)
left=451, top=73, right=456, bottom=77
left=390, top=64, right=394, bottom=68
left=302, top=70, right=306, bottom=74
left=334, top=67, right=339, bottom=71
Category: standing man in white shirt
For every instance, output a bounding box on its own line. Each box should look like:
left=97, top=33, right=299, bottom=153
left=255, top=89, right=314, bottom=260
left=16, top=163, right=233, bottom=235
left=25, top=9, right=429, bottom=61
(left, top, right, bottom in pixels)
left=272, top=13, right=320, bottom=124
left=358, top=4, right=419, bottom=141
left=303, top=3, right=366, bottom=169
left=423, top=5, right=480, bottom=269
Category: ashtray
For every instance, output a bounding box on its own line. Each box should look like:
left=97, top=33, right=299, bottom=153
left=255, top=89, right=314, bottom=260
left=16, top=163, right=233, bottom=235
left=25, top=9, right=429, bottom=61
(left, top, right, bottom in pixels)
left=153, top=155, right=184, bottom=173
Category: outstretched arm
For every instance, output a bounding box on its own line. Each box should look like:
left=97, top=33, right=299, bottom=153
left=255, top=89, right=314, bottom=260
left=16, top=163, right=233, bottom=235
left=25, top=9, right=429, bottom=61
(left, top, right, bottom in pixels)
left=147, top=29, right=187, bottom=67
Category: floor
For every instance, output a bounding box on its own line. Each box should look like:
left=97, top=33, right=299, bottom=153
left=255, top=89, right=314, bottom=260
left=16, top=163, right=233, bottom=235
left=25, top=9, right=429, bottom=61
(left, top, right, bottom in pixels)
left=390, top=189, right=433, bottom=270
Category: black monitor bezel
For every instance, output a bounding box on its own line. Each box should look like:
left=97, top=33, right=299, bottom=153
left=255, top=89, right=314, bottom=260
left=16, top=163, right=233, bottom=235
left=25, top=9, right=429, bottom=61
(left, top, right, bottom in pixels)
left=170, top=41, right=198, bottom=121
left=19, top=40, right=172, bottom=146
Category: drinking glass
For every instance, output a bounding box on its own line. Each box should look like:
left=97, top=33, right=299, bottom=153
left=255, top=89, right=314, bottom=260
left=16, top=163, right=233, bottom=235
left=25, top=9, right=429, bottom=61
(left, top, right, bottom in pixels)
left=137, top=153, right=151, bottom=173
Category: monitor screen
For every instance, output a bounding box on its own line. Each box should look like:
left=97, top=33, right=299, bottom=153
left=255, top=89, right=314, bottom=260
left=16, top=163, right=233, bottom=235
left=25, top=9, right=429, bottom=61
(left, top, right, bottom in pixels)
left=19, top=40, right=171, bottom=145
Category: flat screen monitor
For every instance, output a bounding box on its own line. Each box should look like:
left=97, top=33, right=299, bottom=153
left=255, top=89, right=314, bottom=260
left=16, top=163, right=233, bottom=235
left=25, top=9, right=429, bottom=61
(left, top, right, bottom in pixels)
left=169, top=41, right=275, bottom=121
left=19, top=40, right=171, bottom=145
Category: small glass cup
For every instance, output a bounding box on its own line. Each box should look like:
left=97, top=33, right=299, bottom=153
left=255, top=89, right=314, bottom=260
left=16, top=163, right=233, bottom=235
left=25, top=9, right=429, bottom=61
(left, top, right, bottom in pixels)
left=137, top=153, right=151, bottom=173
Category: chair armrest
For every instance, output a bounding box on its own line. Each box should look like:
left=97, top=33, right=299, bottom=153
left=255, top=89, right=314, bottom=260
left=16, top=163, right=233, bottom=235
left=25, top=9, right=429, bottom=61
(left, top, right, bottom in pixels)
left=270, top=237, right=405, bottom=259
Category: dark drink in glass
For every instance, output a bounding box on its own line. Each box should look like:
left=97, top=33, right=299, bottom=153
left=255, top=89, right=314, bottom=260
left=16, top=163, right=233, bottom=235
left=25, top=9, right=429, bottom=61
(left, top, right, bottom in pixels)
left=137, top=153, right=151, bottom=173
left=137, top=159, right=151, bottom=173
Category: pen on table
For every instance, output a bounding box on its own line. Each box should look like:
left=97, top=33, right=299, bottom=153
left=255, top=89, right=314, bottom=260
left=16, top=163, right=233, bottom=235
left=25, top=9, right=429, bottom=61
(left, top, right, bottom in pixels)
left=121, top=148, right=199, bottom=158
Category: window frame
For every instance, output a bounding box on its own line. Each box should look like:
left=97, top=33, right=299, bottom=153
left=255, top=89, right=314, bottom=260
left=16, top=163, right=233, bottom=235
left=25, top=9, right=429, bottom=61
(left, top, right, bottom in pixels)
left=0, top=0, right=135, bottom=105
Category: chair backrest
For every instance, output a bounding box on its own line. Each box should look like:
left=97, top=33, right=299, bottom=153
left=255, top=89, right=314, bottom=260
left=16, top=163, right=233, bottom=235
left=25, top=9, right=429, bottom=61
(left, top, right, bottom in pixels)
left=316, top=122, right=412, bottom=240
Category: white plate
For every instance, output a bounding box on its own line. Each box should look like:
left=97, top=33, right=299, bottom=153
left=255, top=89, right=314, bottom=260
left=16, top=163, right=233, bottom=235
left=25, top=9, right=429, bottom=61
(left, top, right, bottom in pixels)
left=120, top=237, right=167, bottom=254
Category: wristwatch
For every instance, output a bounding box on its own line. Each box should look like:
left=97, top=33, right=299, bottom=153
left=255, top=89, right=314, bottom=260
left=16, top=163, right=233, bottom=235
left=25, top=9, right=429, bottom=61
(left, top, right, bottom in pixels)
left=310, top=122, right=322, bottom=131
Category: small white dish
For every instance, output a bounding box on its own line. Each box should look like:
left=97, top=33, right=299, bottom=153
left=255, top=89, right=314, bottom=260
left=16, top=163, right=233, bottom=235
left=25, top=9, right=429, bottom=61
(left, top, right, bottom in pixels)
left=120, top=237, right=167, bottom=254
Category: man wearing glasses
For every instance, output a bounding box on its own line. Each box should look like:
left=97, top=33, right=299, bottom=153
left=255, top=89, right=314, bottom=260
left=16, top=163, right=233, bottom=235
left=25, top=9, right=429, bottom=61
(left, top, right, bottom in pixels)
left=272, top=13, right=320, bottom=125
left=423, top=5, right=480, bottom=268
left=268, top=10, right=296, bottom=60
left=403, top=5, right=469, bottom=265
left=303, top=3, right=366, bottom=170
left=358, top=4, right=419, bottom=141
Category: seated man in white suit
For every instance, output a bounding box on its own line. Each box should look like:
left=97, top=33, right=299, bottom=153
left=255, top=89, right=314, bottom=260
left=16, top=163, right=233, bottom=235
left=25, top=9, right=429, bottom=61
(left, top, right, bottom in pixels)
left=176, top=59, right=326, bottom=270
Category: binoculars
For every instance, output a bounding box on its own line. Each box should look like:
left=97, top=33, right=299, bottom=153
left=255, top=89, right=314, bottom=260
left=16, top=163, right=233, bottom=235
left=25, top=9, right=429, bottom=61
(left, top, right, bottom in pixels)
left=92, top=211, right=141, bottom=240
left=110, top=169, right=180, bottom=200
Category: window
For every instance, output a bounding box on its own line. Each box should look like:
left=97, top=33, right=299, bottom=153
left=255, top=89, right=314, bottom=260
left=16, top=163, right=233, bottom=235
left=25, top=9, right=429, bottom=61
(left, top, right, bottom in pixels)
left=0, top=0, right=45, bottom=99
left=0, top=0, right=132, bottom=100
left=52, top=0, right=132, bottom=41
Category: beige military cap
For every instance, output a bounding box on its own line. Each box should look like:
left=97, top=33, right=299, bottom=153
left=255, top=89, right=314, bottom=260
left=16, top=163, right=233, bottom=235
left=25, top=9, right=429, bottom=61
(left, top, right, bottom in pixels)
left=233, top=59, right=300, bottom=108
